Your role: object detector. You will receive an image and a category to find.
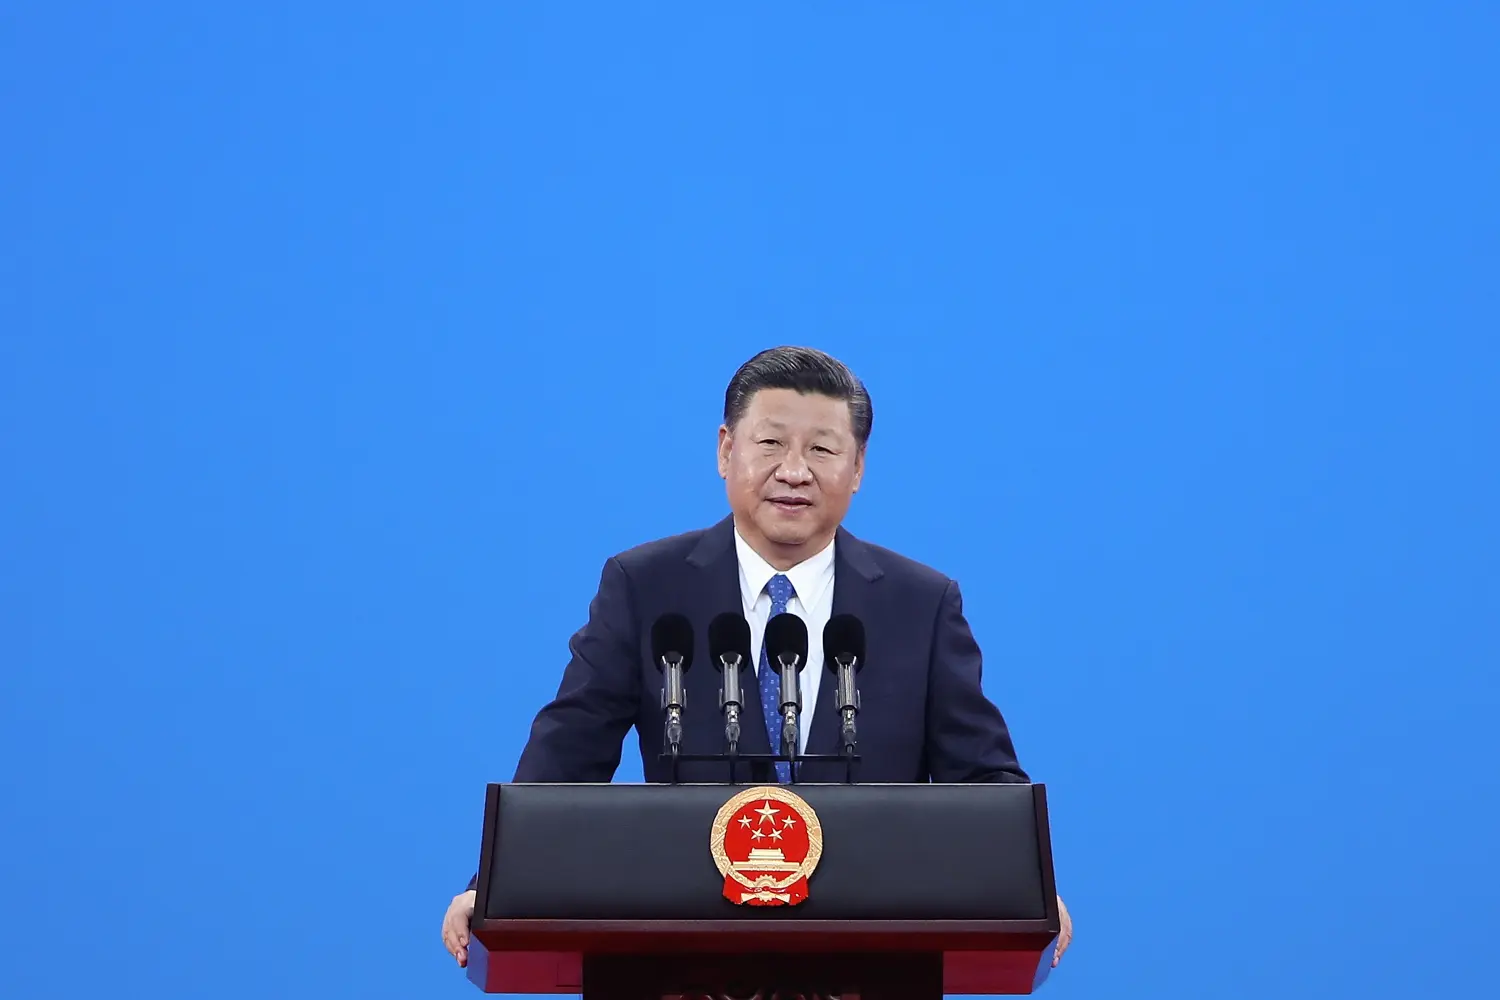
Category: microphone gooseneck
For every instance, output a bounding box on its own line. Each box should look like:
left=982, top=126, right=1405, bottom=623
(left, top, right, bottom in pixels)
left=766, top=612, right=810, bottom=769
left=707, top=612, right=752, bottom=754
left=650, top=613, right=695, bottom=755
left=662, top=652, right=686, bottom=747
left=836, top=652, right=859, bottom=750
left=646, top=611, right=868, bottom=785
left=823, top=614, right=867, bottom=754
left=778, top=650, right=802, bottom=760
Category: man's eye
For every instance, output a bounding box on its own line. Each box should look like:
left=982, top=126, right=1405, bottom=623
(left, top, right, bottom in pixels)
left=759, top=439, right=780, bottom=446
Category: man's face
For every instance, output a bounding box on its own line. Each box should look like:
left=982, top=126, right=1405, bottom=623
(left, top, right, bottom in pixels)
left=717, top=388, right=865, bottom=566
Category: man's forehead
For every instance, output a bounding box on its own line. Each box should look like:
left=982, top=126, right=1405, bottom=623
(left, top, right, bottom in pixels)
left=744, top=411, right=851, bottom=437
left=745, top=390, right=850, bottom=418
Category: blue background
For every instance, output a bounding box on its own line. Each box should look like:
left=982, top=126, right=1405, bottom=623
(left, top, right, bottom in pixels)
left=3, top=3, right=1496, bottom=998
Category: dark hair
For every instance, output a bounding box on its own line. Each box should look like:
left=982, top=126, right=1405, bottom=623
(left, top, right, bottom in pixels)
left=723, top=346, right=873, bottom=446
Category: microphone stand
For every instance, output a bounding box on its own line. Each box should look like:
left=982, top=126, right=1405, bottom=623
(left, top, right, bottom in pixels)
left=660, top=651, right=686, bottom=781
left=658, top=648, right=861, bottom=784
left=834, top=652, right=861, bottom=784
left=777, top=652, right=802, bottom=782
left=718, top=652, right=744, bottom=784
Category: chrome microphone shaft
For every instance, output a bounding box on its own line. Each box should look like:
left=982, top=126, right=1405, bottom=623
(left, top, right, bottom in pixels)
left=718, top=652, right=745, bottom=751
left=778, top=653, right=802, bottom=762
left=660, top=651, right=686, bottom=750
left=835, top=652, right=860, bottom=751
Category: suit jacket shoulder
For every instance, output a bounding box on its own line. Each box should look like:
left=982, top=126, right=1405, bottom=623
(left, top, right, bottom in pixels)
left=608, top=521, right=722, bottom=575
left=839, top=528, right=956, bottom=595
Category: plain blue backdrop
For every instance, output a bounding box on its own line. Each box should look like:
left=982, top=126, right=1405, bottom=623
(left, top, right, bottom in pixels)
left=3, top=3, right=1497, bottom=999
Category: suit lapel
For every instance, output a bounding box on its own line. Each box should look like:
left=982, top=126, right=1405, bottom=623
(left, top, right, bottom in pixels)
left=805, top=527, right=884, bottom=758
left=687, top=517, right=773, bottom=758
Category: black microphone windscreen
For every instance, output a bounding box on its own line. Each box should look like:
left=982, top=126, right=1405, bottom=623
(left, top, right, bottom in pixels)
left=707, top=612, right=752, bottom=670
left=823, top=614, right=866, bottom=670
left=650, top=612, right=694, bottom=671
left=765, top=612, right=809, bottom=670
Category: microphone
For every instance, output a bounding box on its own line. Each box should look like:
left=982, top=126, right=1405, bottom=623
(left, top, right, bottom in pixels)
left=765, top=612, right=810, bottom=764
left=650, top=613, right=694, bottom=753
left=823, top=614, right=866, bottom=753
left=708, top=612, right=752, bottom=754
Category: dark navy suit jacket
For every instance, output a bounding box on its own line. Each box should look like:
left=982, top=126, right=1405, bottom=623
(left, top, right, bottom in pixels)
left=512, top=516, right=1029, bottom=786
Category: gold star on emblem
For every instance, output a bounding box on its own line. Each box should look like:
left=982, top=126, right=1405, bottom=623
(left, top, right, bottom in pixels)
left=754, top=801, right=780, bottom=823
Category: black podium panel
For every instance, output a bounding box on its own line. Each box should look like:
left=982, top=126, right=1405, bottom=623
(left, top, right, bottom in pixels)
left=480, top=782, right=1049, bottom=921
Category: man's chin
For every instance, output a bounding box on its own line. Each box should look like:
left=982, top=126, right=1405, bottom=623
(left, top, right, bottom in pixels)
left=757, top=521, right=820, bottom=549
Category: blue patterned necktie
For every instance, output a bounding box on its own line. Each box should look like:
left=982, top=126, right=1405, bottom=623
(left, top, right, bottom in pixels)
left=759, top=573, right=797, bottom=782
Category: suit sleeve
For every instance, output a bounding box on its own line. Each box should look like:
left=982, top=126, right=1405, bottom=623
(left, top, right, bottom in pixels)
left=925, top=579, right=1031, bottom=783
left=511, top=555, right=643, bottom=782
left=467, top=557, right=643, bottom=891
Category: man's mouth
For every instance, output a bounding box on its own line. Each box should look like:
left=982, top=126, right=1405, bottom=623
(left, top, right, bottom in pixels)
left=768, top=497, right=813, bottom=508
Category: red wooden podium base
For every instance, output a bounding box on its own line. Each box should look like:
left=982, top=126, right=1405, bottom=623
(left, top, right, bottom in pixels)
left=465, top=921, right=1057, bottom=996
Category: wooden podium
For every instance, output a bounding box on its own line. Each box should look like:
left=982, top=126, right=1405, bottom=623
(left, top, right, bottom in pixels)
left=464, top=782, right=1060, bottom=998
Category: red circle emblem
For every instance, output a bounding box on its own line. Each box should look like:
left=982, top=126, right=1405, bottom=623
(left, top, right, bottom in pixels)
left=710, top=787, right=823, bottom=906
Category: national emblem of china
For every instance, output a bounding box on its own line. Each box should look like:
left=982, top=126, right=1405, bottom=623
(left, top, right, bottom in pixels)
left=710, top=786, right=823, bottom=906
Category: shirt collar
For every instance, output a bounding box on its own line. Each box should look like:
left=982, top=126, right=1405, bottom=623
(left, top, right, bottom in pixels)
left=733, top=527, right=836, bottom=607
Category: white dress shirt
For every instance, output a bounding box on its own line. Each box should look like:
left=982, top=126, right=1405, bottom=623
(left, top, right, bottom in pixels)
left=733, top=528, right=834, bottom=753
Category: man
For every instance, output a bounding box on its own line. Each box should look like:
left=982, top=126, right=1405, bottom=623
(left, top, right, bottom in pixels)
left=442, top=346, right=1072, bottom=967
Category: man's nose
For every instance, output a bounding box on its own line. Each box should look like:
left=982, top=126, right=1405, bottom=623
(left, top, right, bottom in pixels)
left=775, top=454, right=813, bottom=485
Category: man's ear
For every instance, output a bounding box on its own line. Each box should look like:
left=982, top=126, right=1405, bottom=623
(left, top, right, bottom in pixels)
left=852, top=443, right=866, bottom=493
left=716, top=424, right=732, bottom=479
